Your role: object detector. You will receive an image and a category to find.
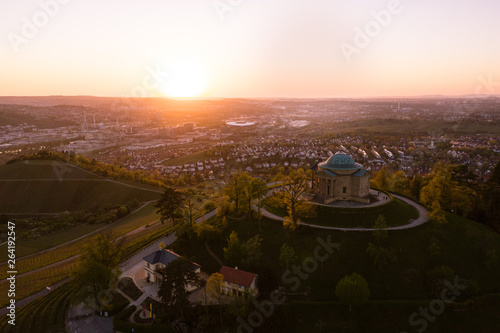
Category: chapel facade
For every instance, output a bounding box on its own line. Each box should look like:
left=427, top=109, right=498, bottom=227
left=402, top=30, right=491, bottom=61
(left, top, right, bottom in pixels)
left=315, top=151, right=370, bottom=204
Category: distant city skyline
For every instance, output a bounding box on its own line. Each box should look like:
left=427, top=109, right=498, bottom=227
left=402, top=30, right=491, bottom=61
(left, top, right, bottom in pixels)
left=1, top=0, right=499, bottom=98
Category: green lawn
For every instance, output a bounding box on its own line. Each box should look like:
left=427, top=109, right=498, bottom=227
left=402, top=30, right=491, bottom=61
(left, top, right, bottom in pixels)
left=290, top=297, right=500, bottom=333
left=174, top=212, right=500, bottom=301
left=264, top=197, right=419, bottom=228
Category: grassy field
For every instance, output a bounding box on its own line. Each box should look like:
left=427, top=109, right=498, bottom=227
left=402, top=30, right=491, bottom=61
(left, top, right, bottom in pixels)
left=175, top=212, right=500, bottom=301
left=0, top=160, right=161, bottom=213
left=263, top=196, right=419, bottom=228
left=290, top=297, right=500, bottom=333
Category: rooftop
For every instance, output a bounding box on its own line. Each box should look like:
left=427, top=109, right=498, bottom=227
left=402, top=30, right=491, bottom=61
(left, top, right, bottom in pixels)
left=318, top=151, right=364, bottom=171
left=143, top=249, right=201, bottom=270
left=219, top=266, right=257, bottom=288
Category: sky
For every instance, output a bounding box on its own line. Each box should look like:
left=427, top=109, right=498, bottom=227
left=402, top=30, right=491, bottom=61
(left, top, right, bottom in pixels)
left=1, top=0, right=499, bottom=98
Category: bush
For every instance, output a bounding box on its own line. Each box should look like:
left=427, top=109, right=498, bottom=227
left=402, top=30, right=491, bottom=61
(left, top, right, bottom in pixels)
left=117, top=277, right=144, bottom=301
left=202, top=200, right=217, bottom=211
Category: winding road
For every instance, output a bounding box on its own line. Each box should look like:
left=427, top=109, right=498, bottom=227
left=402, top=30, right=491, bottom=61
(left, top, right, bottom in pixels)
left=259, top=192, right=429, bottom=231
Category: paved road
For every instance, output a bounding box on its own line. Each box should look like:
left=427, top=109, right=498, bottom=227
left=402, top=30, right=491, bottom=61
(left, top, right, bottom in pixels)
left=260, top=193, right=429, bottom=231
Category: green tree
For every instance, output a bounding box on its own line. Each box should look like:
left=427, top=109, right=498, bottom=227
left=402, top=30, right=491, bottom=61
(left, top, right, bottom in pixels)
left=224, top=172, right=248, bottom=215
left=366, top=242, right=397, bottom=270
left=224, top=231, right=243, bottom=265
left=206, top=272, right=225, bottom=326
left=279, top=243, right=298, bottom=269
left=428, top=200, right=447, bottom=224
left=371, top=166, right=394, bottom=191
left=485, top=160, right=500, bottom=231
left=242, top=234, right=263, bottom=266
left=274, top=168, right=312, bottom=228
left=155, top=186, right=184, bottom=224
left=223, top=231, right=262, bottom=267
left=335, top=273, right=370, bottom=312
left=74, top=234, right=122, bottom=311
left=243, top=176, right=268, bottom=217
left=158, top=257, right=201, bottom=318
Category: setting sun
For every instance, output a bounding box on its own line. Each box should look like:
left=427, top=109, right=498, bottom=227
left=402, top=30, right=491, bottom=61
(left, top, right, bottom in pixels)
left=160, top=59, right=208, bottom=98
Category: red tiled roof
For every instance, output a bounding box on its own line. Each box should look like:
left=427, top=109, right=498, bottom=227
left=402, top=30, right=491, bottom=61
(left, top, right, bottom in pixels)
left=219, top=266, right=257, bottom=288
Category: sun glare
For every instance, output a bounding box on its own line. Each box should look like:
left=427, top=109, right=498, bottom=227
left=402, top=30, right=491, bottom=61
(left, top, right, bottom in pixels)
left=160, top=60, right=208, bottom=98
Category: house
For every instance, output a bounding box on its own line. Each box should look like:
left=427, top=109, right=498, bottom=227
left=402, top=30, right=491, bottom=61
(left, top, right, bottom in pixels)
left=219, top=266, right=258, bottom=297
left=142, top=249, right=201, bottom=290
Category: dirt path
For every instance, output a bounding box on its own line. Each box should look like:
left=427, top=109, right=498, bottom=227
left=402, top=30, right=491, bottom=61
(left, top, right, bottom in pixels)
left=204, top=242, right=224, bottom=266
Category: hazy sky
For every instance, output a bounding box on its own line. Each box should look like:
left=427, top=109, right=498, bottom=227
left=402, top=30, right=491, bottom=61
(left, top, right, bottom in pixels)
left=1, top=0, right=499, bottom=98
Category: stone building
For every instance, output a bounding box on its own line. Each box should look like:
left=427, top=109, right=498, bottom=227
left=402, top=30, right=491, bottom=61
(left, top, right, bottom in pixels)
left=314, top=151, right=370, bottom=204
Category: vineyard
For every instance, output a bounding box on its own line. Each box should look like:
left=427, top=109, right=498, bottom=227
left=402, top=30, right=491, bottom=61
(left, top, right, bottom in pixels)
left=0, top=160, right=161, bottom=213
left=0, top=221, right=174, bottom=308
left=0, top=160, right=102, bottom=180
left=0, top=203, right=160, bottom=280
left=0, top=280, right=79, bottom=333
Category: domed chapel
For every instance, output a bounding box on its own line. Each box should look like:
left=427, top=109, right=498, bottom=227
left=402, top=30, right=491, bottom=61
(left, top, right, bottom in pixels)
left=314, top=151, right=371, bottom=204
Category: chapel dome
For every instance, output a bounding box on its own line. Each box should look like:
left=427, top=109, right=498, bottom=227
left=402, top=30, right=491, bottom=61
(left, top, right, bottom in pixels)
left=320, top=151, right=363, bottom=171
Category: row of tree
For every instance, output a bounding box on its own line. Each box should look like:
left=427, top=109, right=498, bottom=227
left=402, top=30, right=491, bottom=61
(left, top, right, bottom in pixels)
left=371, top=161, right=500, bottom=231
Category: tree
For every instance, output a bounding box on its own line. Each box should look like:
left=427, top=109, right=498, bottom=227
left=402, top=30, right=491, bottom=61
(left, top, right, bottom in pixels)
left=155, top=186, right=184, bottom=224
left=181, top=188, right=198, bottom=228
left=428, top=200, right=447, bottom=224
left=206, top=272, right=225, bottom=326
left=371, top=166, right=393, bottom=191
left=243, top=176, right=268, bottom=217
left=366, top=242, right=397, bottom=270
left=275, top=168, right=312, bottom=227
left=224, top=231, right=243, bottom=265
left=241, top=234, right=263, bottom=266
left=158, top=257, right=201, bottom=318
left=74, top=234, right=122, bottom=311
left=485, top=160, right=500, bottom=231
left=224, top=172, right=248, bottom=215
left=279, top=243, right=297, bottom=270
left=335, top=273, right=370, bottom=312
left=223, top=231, right=263, bottom=267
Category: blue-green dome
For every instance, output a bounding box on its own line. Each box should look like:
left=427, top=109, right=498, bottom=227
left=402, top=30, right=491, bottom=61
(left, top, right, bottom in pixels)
left=319, top=152, right=363, bottom=171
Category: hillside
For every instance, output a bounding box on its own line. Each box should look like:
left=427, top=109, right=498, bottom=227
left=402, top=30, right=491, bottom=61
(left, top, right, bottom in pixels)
left=0, top=160, right=161, bottom=213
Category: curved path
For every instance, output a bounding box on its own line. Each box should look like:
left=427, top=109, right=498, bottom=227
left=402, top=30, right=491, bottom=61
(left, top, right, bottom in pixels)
left=259, top=192, right=429, bottom=231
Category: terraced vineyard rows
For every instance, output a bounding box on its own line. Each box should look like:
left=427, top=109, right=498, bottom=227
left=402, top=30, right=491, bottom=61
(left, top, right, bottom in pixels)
left=0, top=260, right=78, bottom=306
left=0, top=222, right=174, bottom=307
left=0, top=160, right=102, bottom=180
left=0, top=280, right=80, bottom=333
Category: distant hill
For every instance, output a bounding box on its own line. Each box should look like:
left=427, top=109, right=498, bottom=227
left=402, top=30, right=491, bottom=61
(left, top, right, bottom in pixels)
left=0, top=160, right=161, bottom=214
